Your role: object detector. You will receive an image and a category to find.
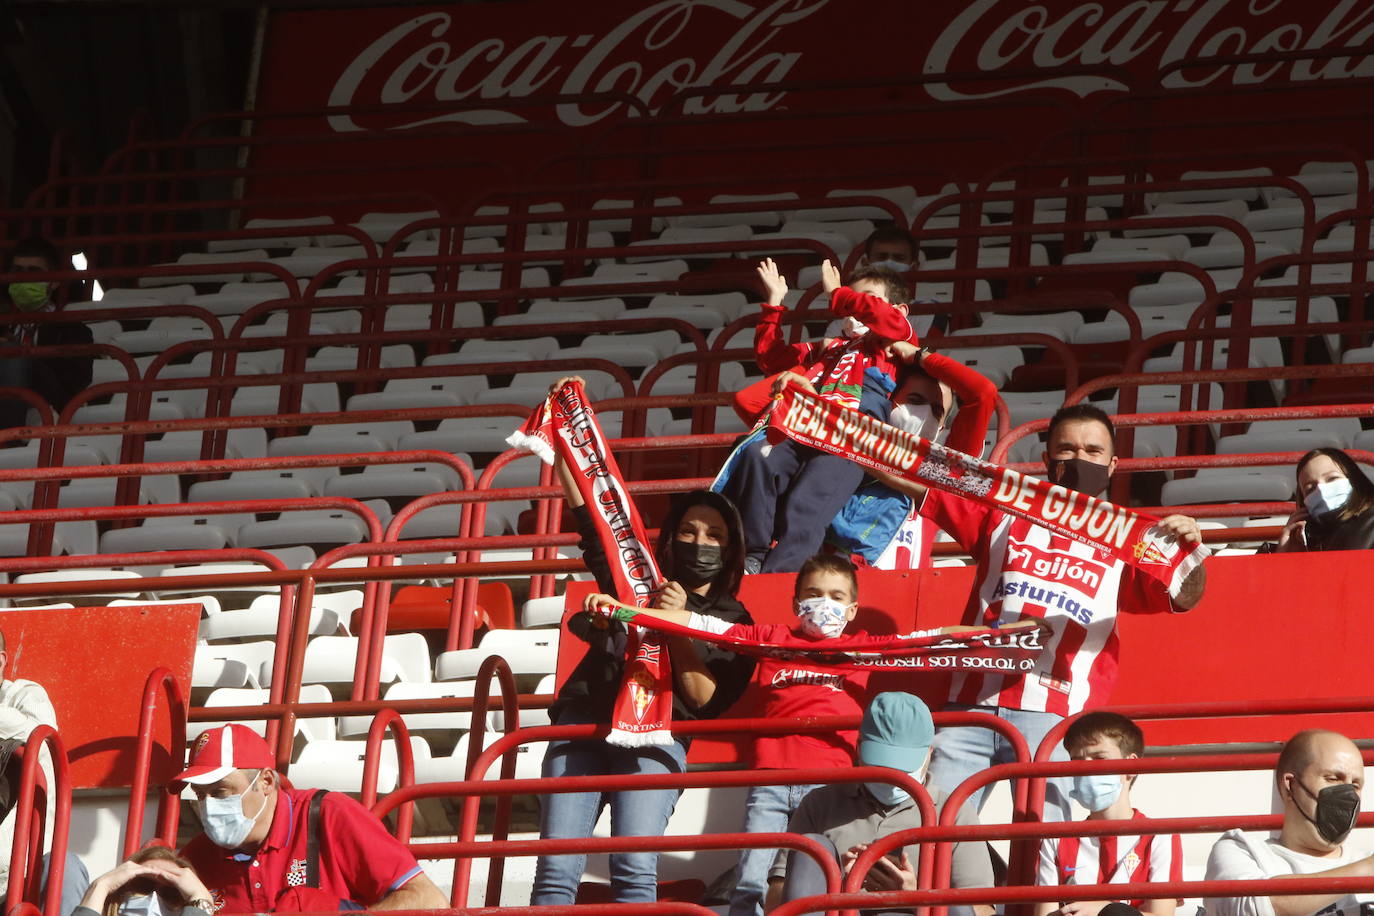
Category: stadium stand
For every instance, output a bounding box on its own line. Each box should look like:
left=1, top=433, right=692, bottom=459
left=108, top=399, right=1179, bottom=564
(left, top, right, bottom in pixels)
left=0, top=3, right=1372, bottom=913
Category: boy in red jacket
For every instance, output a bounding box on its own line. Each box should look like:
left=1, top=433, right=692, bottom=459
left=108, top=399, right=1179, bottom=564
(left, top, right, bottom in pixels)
left=718, top=258, right=917, bottom=574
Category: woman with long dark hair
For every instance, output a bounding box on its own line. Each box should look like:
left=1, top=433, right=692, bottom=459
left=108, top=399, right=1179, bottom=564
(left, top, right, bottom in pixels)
left=1277, top=447, right=1374, bottom=552
left=530, top=378, right=756, bottom=906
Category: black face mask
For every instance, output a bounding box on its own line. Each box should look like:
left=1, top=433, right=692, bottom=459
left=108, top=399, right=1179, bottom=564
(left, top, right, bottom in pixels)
left=1294, top=779, right=1361, bottom=844
left=671, top=540, right=723, bottom=588
left=1047, top=457, right=1112, bottom=496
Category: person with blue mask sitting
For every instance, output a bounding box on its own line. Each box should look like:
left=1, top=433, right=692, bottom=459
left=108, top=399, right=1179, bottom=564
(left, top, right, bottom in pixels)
left=1034, top=712, right=1182, bottom=916
left=1275, top=448, right=1374, bottom=553
left=767, top=692, right=994, bottom=915
left=72, top=845, right=213, bottom=916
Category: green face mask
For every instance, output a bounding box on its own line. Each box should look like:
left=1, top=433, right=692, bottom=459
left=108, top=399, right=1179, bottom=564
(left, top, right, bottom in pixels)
left=7, top=283, right=49, bottom=312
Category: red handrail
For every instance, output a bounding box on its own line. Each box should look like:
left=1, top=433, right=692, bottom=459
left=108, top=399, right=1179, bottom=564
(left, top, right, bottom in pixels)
left=125, top=667, right=187, bottom=857
left=4, top=725, right=68, bottom=916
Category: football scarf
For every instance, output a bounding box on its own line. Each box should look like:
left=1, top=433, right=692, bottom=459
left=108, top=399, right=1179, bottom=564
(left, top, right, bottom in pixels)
left=767, top=385, right=1208, bottom=596
left=508, top=380, right=673, bottom=747
left=586, top=604, right=1047, bottom=673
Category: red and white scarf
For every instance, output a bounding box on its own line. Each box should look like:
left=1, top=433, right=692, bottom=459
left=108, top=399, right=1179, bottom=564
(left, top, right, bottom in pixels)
left=768, top=385, right=1208, bottom=596
left=588, top=605, right=1046, bottom=672
left=508, top=380, right=673, bottom=747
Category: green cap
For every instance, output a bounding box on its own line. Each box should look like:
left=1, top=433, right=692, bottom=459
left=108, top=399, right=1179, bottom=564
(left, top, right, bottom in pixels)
left=857, top=692, right=935, bottom=771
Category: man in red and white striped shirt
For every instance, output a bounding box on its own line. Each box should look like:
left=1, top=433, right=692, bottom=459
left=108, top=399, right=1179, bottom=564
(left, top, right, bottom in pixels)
left=904, top=404, right=1208, bottom=820
left=1035, top=712, right=1182, bottom=916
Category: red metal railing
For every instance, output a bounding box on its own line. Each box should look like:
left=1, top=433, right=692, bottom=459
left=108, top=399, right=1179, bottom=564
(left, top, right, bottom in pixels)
left=4, top=725, right=69, bottom=916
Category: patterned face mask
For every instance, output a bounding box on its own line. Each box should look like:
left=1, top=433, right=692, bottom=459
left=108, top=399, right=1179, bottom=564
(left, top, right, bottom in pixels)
left=795, top=595, right=851, bottom=639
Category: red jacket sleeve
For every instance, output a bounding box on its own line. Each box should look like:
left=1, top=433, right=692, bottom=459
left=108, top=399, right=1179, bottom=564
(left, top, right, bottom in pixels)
left=754, top=302, right=815, bottom=375
left=829, top=286, right=916, bottom=344
left=921, top=351, right=998, bottom=456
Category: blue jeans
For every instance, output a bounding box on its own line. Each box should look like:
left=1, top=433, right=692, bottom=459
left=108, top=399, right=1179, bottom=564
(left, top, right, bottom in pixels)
left=925, top=704, right=1071, bottom=822
left=728, top=781, right=822, bottom=916
left=530, top=731, right=688, bottom=905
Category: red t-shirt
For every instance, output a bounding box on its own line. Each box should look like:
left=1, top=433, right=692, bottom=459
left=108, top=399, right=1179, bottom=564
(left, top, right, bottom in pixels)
left=182, top=787, right=424, bottom=914
left=695, top=619, right=871, bottom=769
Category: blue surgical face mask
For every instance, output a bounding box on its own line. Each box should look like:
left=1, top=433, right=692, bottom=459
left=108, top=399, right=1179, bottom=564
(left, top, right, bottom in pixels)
left=1069, top=772, right=1123, bottom=812
left=1304, top=477, right=1353, bottom=520
left=865, top=780, right=909, bottom=807
left=867, top=258, right=912, bottom=272
left=198, top=769, right=267, bottom=848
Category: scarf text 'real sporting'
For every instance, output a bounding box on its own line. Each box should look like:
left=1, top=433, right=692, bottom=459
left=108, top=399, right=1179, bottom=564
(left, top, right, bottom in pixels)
left=767, top=384, right=1207, bottom=596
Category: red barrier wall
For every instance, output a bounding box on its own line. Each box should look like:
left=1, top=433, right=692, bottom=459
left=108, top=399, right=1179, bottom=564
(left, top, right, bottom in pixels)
left=560, top=551, right=1373, bottom=761
left=2, top=604, right=198, bottom=789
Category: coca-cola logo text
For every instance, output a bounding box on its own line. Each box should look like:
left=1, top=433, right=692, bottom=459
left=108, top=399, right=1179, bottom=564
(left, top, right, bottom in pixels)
left=924, top=0, right=1374, bottom=100
left=327, top=0, right=828, bottom=131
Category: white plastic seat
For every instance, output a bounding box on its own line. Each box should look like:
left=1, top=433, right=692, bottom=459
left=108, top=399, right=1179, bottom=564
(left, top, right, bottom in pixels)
left=956, top=311, right=1084, bottom=343
left=199, top=592, right=341, bottom=641
left=1071, top=303, right=1201, bottom=345
left=345, top=377, right=471, bottom=411
left=1160, top=468, right=1293, bottom=505
left=653, top=406, right=749, bottom=437
left=109, top=594, right=221, bottom=616
left=290, top=736, right=432, bottom=794
left=399, top=416, right=526, bottom=455
left=300, top=632, right=431, bottom=686
left=638, top=360, right=746, bottom=397
left=353, top=210, right=440, bottom=242
left=195, top=684, right=334, bottom=741
left=631, top=300, right=727, bottom=330
left=339, top=681, right=491, bottom=737
left=582, top=260, right=689, bottom=282
left=185, top=281, right=291, bottom=318
left=936, top=347, right=1025, bottom=388
left=436, top=628, right=559, bottom=680
left=306, top=344, right=416, bottom=372
left=775, top=217, right=876, bottom=249
left=11, top=568, right=144, bottom=601
left=153, top=562, right=286, bottom=603
left=1150, top=167, right=1273, bottom=205
left=474, top=370, right=623, bottom=406
left=206, top=216, right=335, bottom=253
left=520, top=596, right=565, bottom=629
left=491, top=308, right=601, bottom=326
left=441, top=335, right=561, bottom=361
left=324, top=462, right=464, bottom=504
left=586, top=196, right=682, bottom=233
left=100, top=521, right=228, bottom=555
left=1183, top=235, right=1293, bottom=270
left=1128, top=268, right=1243, bottom=310
left=668, top=192, right=798, bottom=229
left=187, top=469, right=317, bottom=503
left=557, top=330, right=680, bottom=367
left=1214, top=418, right=1361, bottom=456
left=527, top=298, right=624, bottom=321
left=109, top=317, right=217, bottom=354
left=792, top=185, right=917, bottom=222
left=649, top=292, right=751, bottom=322
left=193, top=640, right=276, bottom=688
left=236, top=506, right=377, bottom=552
left=1122, top=200, right=1250, bottom=238
left=140, top=251, right=272, bottom=287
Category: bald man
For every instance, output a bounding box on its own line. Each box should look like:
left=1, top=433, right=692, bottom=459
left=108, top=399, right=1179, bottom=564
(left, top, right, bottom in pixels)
left=1206, top=729, right=1371, bottom=916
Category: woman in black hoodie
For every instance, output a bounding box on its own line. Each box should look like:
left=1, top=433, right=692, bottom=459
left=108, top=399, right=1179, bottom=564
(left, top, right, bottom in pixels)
left=531, top=388, right=756, bottom=906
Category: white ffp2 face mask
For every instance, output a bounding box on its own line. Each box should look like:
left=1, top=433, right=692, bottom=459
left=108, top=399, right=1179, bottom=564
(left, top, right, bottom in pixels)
left=889, top=403, right=938, bottom=439
left=867, top=258, right=911, bottom=273
left=198, top=769, right=267, bottom=848
left=841, top=316, right=869, bottom=338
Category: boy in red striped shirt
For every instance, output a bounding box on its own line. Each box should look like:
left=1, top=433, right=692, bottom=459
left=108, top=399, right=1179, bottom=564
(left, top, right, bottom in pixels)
left=1035, top=712, right=1182, bottom=916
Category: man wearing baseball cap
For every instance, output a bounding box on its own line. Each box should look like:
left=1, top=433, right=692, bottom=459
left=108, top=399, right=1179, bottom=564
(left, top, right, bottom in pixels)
left=176, top=724, right=446, bottom=913
left=767, top=692, right=995, bottom=915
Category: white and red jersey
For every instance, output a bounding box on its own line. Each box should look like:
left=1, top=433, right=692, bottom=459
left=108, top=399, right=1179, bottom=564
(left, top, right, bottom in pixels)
left=920, top=490, right=1176, bottom=715
left=1037, top=810, right=1183, bottom=908
left=686, top=616, right=871, bottom=769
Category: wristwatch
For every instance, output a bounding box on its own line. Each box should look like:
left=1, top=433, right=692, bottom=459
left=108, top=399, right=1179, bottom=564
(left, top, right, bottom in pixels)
left=188, top=899, right=215, bottom=913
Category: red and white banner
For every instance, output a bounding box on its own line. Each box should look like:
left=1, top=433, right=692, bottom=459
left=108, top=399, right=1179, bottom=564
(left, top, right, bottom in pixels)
left=252, top=1, right=1374, bottom=210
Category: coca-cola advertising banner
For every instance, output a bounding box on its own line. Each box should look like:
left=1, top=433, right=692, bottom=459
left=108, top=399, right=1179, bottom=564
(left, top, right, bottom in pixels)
left=253, top=0, right=1374, bottom=212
